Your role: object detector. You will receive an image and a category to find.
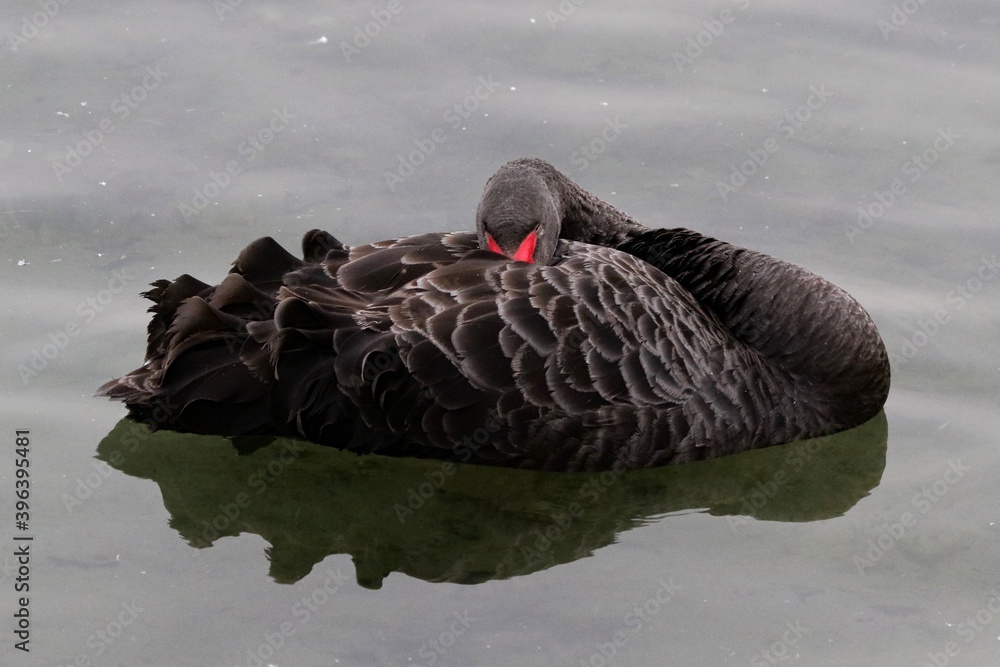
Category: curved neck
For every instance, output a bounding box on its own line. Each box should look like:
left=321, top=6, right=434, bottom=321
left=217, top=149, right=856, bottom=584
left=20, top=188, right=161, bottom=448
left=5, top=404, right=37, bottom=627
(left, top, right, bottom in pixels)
left=619, top=228, right=891, bottom=428
left=509, top=158, right=649, bottom=247
left=555, top=176, right=648, bottom=247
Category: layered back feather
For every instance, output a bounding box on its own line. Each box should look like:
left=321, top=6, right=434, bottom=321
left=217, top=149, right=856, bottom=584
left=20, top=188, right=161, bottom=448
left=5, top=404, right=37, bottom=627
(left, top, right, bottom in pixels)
left=99, top=225, right=889, bottom=471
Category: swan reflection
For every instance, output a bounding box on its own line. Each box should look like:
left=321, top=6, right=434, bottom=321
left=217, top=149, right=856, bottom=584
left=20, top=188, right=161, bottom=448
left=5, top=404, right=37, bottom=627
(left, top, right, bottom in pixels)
left=96, top=412, right=886, bottom=588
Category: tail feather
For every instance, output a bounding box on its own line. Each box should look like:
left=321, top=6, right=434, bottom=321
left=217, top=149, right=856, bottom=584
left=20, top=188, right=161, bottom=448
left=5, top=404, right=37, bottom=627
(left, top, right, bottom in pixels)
left=99, top=230, right=359, bottom=443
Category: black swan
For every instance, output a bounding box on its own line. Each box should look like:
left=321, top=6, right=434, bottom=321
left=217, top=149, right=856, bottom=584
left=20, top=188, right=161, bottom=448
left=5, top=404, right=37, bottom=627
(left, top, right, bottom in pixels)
left=98, top=158, right=890, bottom=471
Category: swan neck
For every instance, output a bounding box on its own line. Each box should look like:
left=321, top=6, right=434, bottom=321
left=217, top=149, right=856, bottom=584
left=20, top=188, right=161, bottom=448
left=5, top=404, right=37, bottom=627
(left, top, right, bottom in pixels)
left=619, top=228, right=891, bottom=428
left=554, top=175, right=648, bottom=247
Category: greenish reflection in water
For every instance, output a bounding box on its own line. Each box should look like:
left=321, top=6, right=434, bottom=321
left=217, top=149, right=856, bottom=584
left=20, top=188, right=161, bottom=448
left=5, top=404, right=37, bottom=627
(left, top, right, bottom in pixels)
left=96, top=413, right=886, bottom=588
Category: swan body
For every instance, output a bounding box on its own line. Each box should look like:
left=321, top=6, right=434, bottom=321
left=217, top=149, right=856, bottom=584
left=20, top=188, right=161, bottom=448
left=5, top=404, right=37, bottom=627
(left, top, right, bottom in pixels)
left=99, top=160, right=890, bottom=470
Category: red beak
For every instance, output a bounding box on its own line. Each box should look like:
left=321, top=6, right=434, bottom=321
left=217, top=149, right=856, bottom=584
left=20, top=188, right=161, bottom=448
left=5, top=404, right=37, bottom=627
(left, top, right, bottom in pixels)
left=486, top=230, right=538, bottom=263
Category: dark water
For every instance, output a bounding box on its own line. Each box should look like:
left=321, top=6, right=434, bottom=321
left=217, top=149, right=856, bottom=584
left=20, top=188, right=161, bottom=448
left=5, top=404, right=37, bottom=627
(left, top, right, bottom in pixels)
left=3, top=1, right=1000, bottom=665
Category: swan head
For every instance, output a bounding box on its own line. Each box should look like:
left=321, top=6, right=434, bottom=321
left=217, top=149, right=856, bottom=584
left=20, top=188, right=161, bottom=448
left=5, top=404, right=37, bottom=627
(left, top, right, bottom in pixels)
left=476, top=161, right=562, bottom=265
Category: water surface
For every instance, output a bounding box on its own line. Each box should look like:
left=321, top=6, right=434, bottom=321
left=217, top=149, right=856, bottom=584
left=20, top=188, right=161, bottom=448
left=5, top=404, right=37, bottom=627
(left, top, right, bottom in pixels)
left=3, top=1, right=1000, bottom=665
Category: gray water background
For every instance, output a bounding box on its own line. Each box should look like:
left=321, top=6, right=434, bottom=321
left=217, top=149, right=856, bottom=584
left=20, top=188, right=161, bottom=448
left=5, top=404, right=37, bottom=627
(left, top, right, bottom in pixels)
left=2, top=1, right=1000, bottom=665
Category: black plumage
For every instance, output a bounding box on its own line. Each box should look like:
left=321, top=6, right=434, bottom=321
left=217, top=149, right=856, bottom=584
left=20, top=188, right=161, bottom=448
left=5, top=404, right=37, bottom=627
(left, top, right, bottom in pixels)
left=98, top=159, right=890, bottom=471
